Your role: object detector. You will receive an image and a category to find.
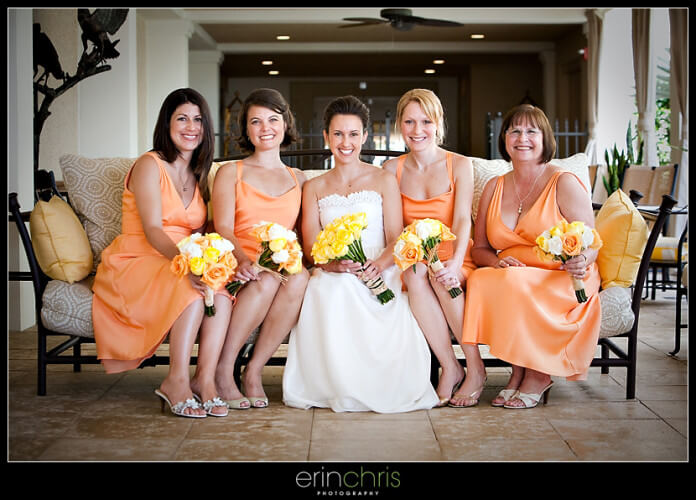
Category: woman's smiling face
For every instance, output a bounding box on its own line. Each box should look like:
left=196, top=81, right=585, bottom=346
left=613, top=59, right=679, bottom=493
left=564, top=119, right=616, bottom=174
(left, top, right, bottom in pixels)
left=399, top=101, right=438, bottom=152
left=324, top=113, right=367, bottom=162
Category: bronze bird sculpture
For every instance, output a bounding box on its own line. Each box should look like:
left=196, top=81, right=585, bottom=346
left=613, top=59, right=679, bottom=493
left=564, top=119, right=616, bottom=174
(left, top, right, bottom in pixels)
left=77, top=9, right=129, bottom=63
left=33, top=23, right=66, bottom=84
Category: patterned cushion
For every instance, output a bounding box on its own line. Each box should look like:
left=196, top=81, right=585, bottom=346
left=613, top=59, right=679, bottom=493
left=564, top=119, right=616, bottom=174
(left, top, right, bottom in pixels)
left=651, top=235, right=688, bottom=263
left=598, top=286, right=635, bottom=338
left=41, top=278, right=95, bottom=338
left=471, top=153, right=591, bottom=222
left=59, top=155, right=135, bottom=269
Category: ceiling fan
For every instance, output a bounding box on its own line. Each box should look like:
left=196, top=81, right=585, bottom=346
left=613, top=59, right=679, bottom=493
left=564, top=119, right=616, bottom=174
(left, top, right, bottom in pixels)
left=341, top=8, right=464, bottom=31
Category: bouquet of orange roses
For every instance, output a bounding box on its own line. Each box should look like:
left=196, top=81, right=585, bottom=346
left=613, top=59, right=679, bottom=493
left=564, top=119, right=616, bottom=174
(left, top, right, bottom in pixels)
left=534, top=220, right=603, bottom=303
left=393, top=218, right=462, bottom=298
left=311, top=212, right=395, bottom=304
left=225, top=221, right=303, bottom=296
left=171, top=233, right=238, bottom=316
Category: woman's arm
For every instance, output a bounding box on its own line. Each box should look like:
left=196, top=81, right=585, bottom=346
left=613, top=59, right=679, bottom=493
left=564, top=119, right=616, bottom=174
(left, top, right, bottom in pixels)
left=470, top=176, right=513, bottom=268
left=447, top=154, right=475, bottom=268
left=212, top=161, right=259, bottom=282
left=301, top=177, right=362, bottom=274
left=128, top=155, right=179, bottom=260
left=556, top=171, right=599, bottom=278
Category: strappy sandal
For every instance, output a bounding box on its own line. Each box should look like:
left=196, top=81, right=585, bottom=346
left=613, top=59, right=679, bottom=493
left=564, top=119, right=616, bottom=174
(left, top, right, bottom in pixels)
left=448, top=377, right=487, bottom=408
left=491, top=389, right=519, bottom=407
left=193, top=394, right=229, bottom=417
left=155, top=389, right=206, bottom=418
left=503, top=382, right=554, bottom=409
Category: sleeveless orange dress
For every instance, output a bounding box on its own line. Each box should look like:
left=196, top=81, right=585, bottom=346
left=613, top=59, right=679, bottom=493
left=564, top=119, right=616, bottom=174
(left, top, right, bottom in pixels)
left=396, top=153, right=476, bottom=280
left=460, top=171, right=601, bottom=380
left=92, top=152, right=208, bottom=374
left=232, top=160, right=302, bottom=261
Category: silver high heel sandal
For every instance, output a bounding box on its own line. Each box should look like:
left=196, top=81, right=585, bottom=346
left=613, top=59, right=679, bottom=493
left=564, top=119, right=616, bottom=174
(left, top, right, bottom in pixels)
left=155, top=389, right=206, bottom=418
left=193, top=394, right=229, bottom=417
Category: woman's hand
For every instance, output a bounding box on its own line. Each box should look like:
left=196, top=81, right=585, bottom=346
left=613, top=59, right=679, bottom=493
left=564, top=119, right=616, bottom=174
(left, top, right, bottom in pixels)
left=187, top=273, right=208, bottom=296
left=320, top=259, right=363, bottom=275
left=561, top=254, right=588, bottom=279
left=433, top=258, right=463, bottom=290
left=359, top=259, right=383, bottom=283
left=234, top=258, right=261, bottom=282
left=494, top=256, right=526, bottom=268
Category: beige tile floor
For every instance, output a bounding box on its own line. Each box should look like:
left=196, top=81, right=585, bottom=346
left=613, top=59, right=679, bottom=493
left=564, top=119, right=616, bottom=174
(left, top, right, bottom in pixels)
left=8, top=289, right=688, bottom=463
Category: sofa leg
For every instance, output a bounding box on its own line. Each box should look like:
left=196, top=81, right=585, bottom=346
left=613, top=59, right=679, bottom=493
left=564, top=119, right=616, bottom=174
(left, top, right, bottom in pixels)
left=73, top=341, right=82, bottom=372
left=38, top=330, right=47, bottom=396
left=601, top=343, right=609, bottom=374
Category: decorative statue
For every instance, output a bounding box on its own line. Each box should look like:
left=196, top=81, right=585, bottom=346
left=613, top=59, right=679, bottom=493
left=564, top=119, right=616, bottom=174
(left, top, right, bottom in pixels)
left=33, top=9, right=129, bottom=179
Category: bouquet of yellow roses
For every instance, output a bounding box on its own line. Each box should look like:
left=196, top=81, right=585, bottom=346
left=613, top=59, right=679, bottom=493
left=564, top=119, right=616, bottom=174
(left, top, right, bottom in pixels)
left=171, top=232, right=238, bottom=316
left=393, top=218, right=462, bottom=298
left=311, top=212, right=395, bottom=304
left=225, top=221, right=303, bottom=296
left=534, top=220, right=603, bottom=303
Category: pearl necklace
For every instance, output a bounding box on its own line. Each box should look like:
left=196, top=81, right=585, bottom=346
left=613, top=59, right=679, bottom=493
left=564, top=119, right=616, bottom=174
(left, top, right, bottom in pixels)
left=512, top=163, right=547, bottom=214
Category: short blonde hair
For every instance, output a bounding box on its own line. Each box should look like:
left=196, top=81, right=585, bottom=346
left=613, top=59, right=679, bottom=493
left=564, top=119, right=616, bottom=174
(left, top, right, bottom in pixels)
left=395, top=88, right=446, bottom=145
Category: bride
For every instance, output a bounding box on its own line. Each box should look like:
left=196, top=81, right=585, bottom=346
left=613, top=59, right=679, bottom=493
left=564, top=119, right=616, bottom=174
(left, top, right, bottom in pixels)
left=282, top=95, right=439, bottom=413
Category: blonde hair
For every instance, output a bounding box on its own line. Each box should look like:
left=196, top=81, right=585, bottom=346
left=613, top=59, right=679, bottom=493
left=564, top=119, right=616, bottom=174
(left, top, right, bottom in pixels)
left=395, top=88, right=446, bottom=145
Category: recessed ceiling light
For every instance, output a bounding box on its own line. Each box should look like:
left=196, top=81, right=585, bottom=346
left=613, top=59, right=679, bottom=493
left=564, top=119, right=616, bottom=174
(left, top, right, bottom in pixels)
left=433, top=59, right=445, bottom=65
left=470, top=34, right=485, bottom=39
left=424, top=69, right=436, bottom=74
left=276, top=35, right=290, bottom=41
left=269, top=70, right=279, bottom=75
left=262, top=60, right=274, bottom=65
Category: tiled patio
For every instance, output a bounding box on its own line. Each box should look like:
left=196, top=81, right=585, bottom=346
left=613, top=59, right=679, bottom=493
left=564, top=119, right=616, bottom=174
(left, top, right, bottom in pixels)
left=8, top=289, right=687, bottom=463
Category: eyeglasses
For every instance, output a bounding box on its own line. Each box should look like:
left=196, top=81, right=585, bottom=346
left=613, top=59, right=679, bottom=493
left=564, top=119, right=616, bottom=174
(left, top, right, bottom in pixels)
left=506, top=127, right=541, bottom=138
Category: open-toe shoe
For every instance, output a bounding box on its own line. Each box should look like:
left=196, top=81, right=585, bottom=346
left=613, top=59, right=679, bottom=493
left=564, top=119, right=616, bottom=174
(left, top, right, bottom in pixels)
left=503, top=381, right=554, bottom=409
left=155, top=389, right=206, bottom=418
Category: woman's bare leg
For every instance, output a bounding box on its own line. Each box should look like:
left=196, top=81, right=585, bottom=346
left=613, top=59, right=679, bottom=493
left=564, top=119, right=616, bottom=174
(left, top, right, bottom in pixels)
left=242, top=268, right=309, bottom=402
left=214, top=273, right=280, bottom=401
left=190, top=293, right=233, bottom=415
left=159, top=299, right=206, bottom=417
left=403, top=263, right=465, bottom=402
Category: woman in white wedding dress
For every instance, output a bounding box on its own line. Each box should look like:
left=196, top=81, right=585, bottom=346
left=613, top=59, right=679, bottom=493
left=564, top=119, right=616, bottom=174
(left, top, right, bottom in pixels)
left=282, top=96, right=439, bottom=413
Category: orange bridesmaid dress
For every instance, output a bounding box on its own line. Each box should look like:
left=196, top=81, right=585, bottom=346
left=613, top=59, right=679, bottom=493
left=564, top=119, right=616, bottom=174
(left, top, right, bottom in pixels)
left=232, top=160, right=302, bottom=261
left=396, top=153, right=476, bottom=280
left=460, top=171, right=601, bottom=380
left=92, top=152, right=207, bottom=374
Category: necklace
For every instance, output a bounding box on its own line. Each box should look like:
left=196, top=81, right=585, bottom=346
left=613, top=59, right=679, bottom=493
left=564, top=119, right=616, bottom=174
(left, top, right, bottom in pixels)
left=512, top=163, right=546, bottom=214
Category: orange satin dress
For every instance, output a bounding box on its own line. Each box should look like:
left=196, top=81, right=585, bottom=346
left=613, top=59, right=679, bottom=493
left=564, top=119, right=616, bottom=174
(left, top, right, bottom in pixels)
left=396, top=153, right=476, bottom=280
left=92, top=151, right=208, bottom=374
left=460, top=171, right=602, bottom=380
left=232, top=161, right=302, bottom=261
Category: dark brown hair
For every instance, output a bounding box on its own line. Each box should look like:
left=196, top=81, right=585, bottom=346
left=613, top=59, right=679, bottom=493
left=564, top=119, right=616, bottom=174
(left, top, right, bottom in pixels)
left=236, top=88, right=300, bottom=153
left=498, top=104, right=556, bottom=163
left=152, top=88, right=214, bottom=202
left=323, top=95, right=370, bottom=132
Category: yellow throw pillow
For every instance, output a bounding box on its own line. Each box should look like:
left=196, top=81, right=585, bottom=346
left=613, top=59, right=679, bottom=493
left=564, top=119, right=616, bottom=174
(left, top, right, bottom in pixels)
left=30, top=195, right=93, bottom=284
left=594, top=189, right=649, bottom=288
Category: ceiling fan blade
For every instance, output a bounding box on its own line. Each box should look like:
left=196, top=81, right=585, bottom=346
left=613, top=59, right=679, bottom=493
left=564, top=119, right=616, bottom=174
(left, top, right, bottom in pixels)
left=342, top=17, right=388, bottom=23
left=339, top=20, right=389, bottom=29
left=399, top=15, right=463, bottom=27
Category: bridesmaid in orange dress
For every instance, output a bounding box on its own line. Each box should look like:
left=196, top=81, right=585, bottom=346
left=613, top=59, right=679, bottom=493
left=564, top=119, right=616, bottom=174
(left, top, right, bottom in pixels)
left=210, top=88, right=309, bottom=409
left=461, top=104, right=601, bottom=409
left=93, top=88, right=230, bottom=418
left=383, top=88, right=485, bottom=408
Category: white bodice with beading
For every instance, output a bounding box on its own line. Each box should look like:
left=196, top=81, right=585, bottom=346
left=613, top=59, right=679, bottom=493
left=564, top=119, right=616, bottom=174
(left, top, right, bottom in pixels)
left=282, top=189, right=438, bottom=413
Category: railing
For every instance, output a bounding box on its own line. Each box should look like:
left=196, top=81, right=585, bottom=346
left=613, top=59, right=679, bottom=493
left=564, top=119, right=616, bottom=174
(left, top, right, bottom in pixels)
left=487, top=112, right=588, bottom=160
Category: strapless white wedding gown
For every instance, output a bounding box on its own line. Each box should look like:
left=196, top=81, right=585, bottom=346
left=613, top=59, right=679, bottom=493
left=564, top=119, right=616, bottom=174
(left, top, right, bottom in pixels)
left=282, top=190, right=438, bottom=413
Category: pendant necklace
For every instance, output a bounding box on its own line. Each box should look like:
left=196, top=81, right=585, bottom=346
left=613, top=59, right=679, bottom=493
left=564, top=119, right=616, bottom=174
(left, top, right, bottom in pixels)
left=512, top=163, right=546, bottom=214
